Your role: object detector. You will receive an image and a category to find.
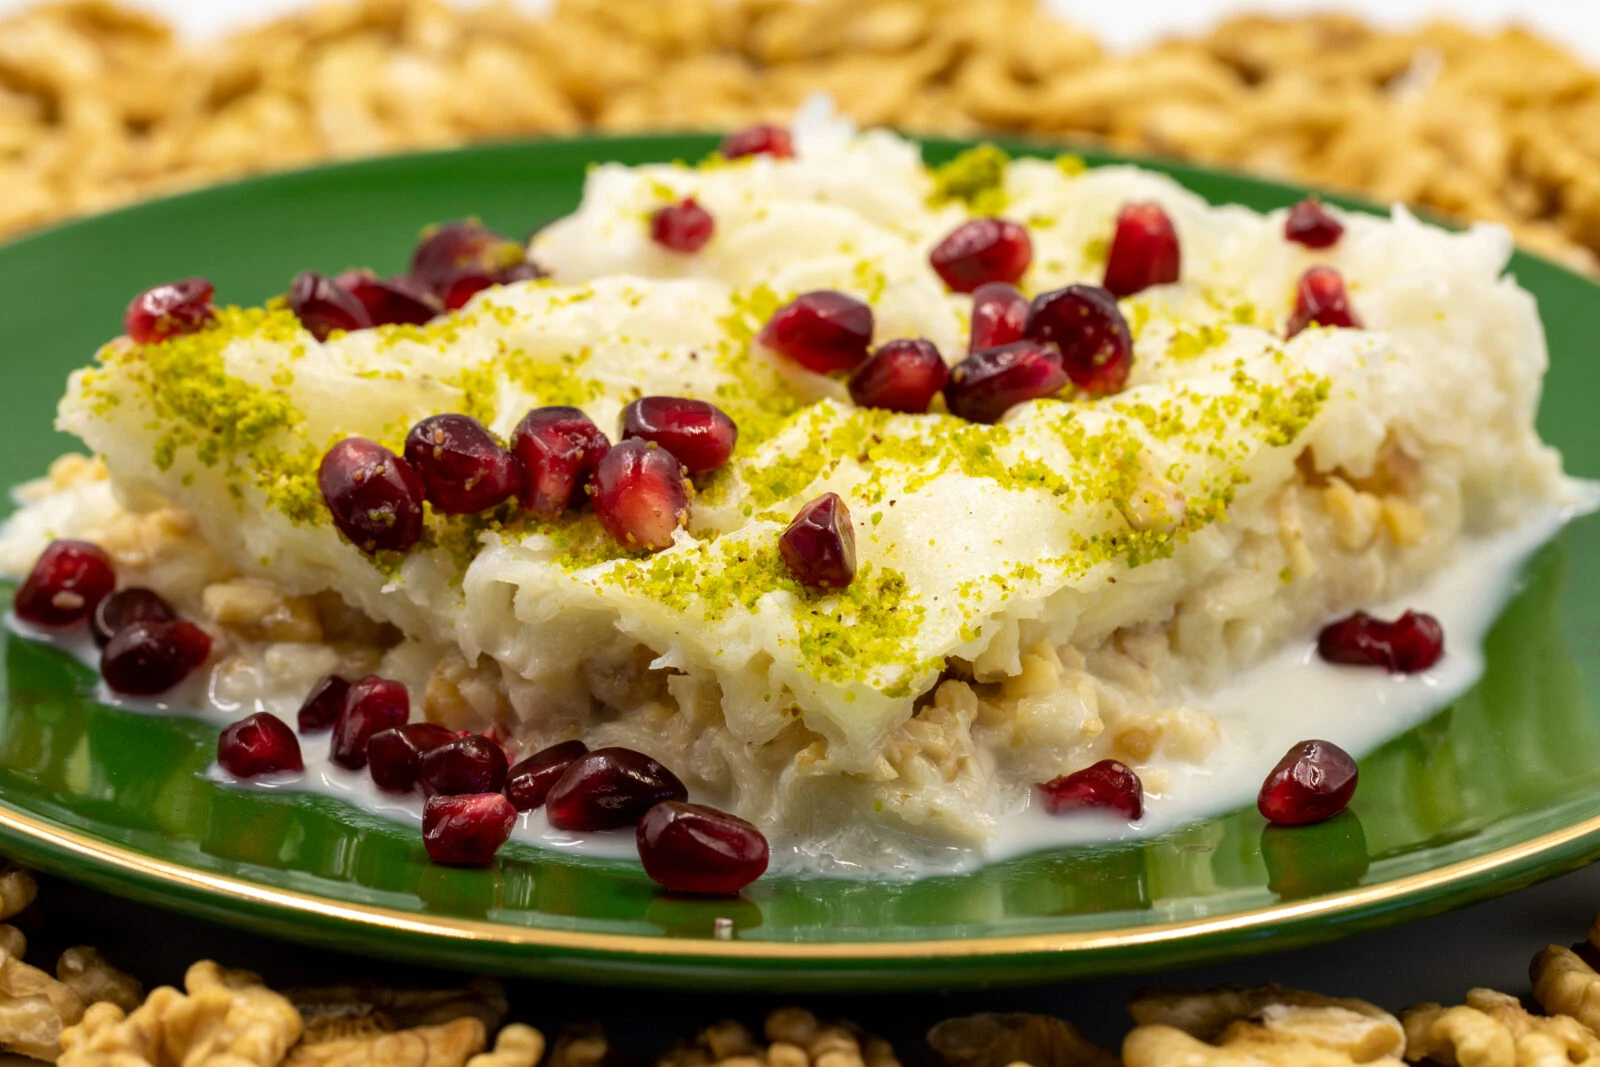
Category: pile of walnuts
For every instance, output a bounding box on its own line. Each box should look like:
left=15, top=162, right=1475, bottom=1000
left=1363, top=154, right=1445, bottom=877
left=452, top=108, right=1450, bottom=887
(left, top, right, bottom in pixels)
left=0, top=0, right=1599, bottom=272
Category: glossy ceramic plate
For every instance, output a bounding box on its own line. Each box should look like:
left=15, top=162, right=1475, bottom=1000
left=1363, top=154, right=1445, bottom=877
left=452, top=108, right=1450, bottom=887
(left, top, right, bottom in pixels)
left=0, top=135, right=1597, bottom=991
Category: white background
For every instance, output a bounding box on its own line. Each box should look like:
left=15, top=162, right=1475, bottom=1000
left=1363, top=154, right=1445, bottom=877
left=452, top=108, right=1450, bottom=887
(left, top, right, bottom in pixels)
left=1, top=0, right=1599, bottom=62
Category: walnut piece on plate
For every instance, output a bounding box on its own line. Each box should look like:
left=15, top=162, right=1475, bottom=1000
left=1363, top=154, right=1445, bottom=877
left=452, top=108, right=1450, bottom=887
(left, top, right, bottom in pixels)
left=1124, top=983, right=1404, bottom=1066
left=1401, top=987, right=1600, bottom=1066
left=58, top=960, right=301, bottom=1067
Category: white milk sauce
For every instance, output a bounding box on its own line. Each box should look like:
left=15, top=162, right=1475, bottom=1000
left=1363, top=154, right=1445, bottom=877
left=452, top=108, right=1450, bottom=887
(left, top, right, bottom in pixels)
left=7, top=501, right=1592, bottom=875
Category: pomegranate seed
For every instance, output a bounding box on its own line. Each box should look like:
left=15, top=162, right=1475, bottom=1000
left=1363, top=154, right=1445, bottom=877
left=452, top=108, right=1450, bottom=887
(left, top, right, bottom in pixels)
left=510, top=406, right=611, bottom=519
left=367, top=722, right=456, bottom=793
left=778, top=493, right=856, bottom=590
left=505, top=740, right=589, bottom=811
left=90, top=587, right=175, bottom=648
left=1286, top=266, right=1360, bottom=338
left=592, top=440, right=690, bottom=552
left=720, top=124, right=794, bottom=160
left=418, top=734, right=509, bottom=797
left=621, top=397, right=738, bottom=474
left=757, top=291, right=873, bottom=374
left=403, top=414, right=524, bottom=514
left=409, top=221, right=527, bottom=303
left=637, top=801, right=770, bottom=896
left=1036, top=759, right=1144, bottom=819
left=218, top=712, right=303, bottom=778
left=1317, top=610, right=1444, bottom=673
left=288, top=271, right=372, bottom=341
left=101, top=619, right=211, bottom=696
left=1025, top=285, right=1133, bottom=396
left=650, top=198, right=715, bottom=254
left=968, top=282, right=1029, bottom=354
left=317, top=438, right=425, bottom=555
left=545, top=747, right=688, bottom=831
left=330, top=675, right=409, bottom=769
left=929, top=218, right=1033, bottom=294
left=14, top=540, right=116, bottom=627
left=944, top=339, right=1068, bottom=424
left=1284, top=198, right=1344, bottom=249
left=296, top=675, right=350, bottom=731
left=442, top=262, right=545, bottom=310
left=124, top=278, right=215, bottom=345
left=423, top=793, right=517, bottom=866
left=1103, top=202, right=1181, bottom=298
left=848, top=339, right=949, bottom=414
left=335, top=270, right=440, bottom=327
left=1258, top=739, right=1358, bottom=826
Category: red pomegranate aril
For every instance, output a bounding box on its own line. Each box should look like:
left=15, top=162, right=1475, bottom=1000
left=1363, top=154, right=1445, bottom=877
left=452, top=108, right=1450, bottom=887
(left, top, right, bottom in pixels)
left=1317, top=610, right=1444, bottom=673
left=330, top=675, right=409, bottom=769
left=510, top=406, right=611, bottom=519
left=296, top=674, right=351, bottom=731
left=409, top=221, right=526, bottom=302
left=968, top=282, right=1029, bottom=354
left=592, top=440, right=690, bottom=552
left=218, top=712, right=303, bottom=778
left=336, top=270, right=440, bottom=327
left=929, top=218, right=1033, bottom=294
left=1284, top=198, right=1345, bottom=249
left=848, top=338, right=948, bottom=414
left=423, top=792, right=517, bottom=867
left=418, top=734, right=510, bottom=797
left=650, top=198, right=715, bottom=254
left=778, top=492, right=856, bottom=590
left=505, top=740, right=589, bottom=811
left=1286, top=266, right=1360, bottom=338
left=317, top=438, right=425, bottom=555
left=1036, top=759, right=1144, bottom=820
left=944, top=339, right=1068, bottom=424
left=124, top=278, right=215, bottom=344
left=90, top=586, right=175, bottom=648
left=637, top=801, right=770, bottom=896
left=1103, top=201, right=1181, bottom=298
left=621, top=397, right=739, bottom=474
left=757, top=291, right=874, bottom=374
left=545, top=747, right=688, bottom=831
left=403, top=414, right=524, bottom=514
left=441, top=261, right=545, bottom=310
left=1258, top=739, right=1358, bottom=827
left=367, top=722, right=457, bottom=793
left=13, top=540, right=116, bottom=627
left=101, top=619, right=212, bottom=696
left=288, top=271, right=372, bottom=341
left=1025, top=284, right=1134, bottom=396
left=720, top=124, right=794, bottom=160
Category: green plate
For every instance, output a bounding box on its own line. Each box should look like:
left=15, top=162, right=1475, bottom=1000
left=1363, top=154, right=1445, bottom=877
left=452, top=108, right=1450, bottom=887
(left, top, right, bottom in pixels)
left=0, top=135, right=1597, bottom=991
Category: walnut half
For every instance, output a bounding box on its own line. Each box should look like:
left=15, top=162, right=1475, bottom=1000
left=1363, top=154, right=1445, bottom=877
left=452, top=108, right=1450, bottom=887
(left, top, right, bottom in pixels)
left=1401, top=987, right=1600, bottom=1067
left=1125, top=983, right=1404, bottom=1066
left=59, top=960, right=301, bottom=1067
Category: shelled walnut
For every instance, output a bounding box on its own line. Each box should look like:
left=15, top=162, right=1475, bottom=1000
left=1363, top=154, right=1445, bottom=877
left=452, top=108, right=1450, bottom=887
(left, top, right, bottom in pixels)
left=1402, top=987, right=1600, bottom=1066
left=58, top=960, right=301, bottom=1067
left=1124, top=984, right=1404, bottom=1066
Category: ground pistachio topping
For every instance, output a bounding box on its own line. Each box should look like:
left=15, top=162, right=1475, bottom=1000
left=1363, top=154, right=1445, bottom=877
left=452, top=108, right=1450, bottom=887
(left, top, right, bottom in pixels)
left=927, top=144, right=1011, bottom=214
left=84, top=306, right=306, bottom=475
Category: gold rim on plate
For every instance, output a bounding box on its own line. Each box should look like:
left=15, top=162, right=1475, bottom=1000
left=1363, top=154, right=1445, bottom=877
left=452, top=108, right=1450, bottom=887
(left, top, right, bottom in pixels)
left=2, top=797, right=1596, bottom=959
